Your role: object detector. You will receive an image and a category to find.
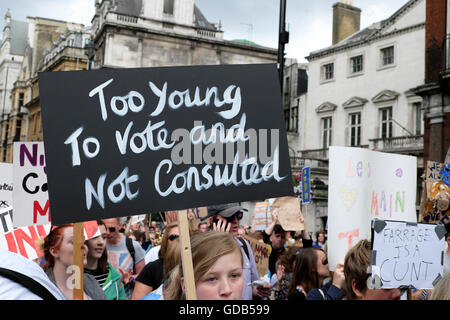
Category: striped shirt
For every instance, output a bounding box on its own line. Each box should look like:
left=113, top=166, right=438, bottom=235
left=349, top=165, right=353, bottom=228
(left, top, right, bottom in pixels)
left=84, top=268, right=108, bottom=287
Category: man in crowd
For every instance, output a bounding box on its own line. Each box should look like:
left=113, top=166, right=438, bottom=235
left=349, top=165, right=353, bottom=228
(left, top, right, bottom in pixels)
left=204, top=203, right=272, bottom=300
left=103, top=218, right=146, bottom=299
left=262, top=211, right=312, bottom=276
left=198, top=221, right=209, bottom=233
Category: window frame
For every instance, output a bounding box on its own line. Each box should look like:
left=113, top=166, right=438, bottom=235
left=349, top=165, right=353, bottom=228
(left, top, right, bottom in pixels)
left=321, top=116, right=333, bottom=149
left=320, top=60, right=336, bottom=84
left=379, top=107, right=393, bottom=139
left=377, top=43, right=397, bottom=71
left=349, top=112, right=362, bottom=147
left=348, top=53, right=365, bottom=77
left=163, top=0, right=175, bottom=15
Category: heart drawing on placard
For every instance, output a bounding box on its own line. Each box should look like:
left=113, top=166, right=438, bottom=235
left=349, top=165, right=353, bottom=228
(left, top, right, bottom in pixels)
left=340, top=186, right=357, bottom=211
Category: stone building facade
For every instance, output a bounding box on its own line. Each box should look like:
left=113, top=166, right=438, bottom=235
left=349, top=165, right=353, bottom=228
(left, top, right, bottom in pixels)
left=89, top=0, right=277, bottom=69
left=301, top=0, right=426, bottom=234
left=0, top=16, right=86, bottom=162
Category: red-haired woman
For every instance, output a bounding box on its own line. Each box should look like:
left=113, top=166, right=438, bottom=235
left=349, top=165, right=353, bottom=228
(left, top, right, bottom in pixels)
left=41, top=224, right=106, bottom=300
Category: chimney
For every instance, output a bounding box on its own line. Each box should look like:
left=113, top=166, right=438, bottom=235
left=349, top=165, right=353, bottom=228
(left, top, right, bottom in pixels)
left=332, top=0, right=361, bottom=45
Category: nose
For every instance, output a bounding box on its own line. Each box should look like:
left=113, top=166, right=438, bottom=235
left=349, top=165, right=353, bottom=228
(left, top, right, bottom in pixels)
left=218, top=278, right=233, bottom=298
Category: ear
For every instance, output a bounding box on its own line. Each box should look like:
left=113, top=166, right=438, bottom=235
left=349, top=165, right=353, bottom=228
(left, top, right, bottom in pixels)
left=180, top=277, right=186, bottom=294
left=351, top=279, right=364, bottom=299
left=49, top=246, right=58, bottom=259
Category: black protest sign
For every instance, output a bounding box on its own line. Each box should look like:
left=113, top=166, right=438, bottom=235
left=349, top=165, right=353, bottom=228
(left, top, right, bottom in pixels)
left=39, top=64, right=294, bottom=225
left=369, top=219, right=446, bottom=290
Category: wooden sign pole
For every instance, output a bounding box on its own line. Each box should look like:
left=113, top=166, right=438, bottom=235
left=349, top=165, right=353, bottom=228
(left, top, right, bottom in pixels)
left=177, top=210, right=196, bottom=300
left=159, top=212, right=166, bottom=225
left=73, top=222, right=84, bottom=300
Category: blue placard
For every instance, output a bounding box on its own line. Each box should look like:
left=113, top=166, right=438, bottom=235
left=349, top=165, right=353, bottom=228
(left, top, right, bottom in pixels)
left=302, top=166, right=311, bottom=204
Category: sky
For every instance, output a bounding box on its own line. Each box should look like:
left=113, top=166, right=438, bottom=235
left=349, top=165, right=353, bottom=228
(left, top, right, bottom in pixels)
left=1, top=0, right=411, bottom=63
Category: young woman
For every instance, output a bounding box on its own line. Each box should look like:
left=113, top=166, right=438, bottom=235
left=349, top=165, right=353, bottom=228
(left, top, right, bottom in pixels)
left=132, top=222, right=179, bottom=300
left=165, top=231, right=244, bottom=300
left=287, top=247, right=345, bottom=301
left=84, top=221, right=126, bottom=300
left=41, top=224, right=106, bottom=300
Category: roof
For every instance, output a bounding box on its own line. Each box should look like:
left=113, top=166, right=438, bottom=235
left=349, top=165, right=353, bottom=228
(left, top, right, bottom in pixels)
left=231, top=39, right=260, bottom=46
left=194, top=4, right=217, bottom=31
left=307, top=0, right=423, bottom=60
left=9, top=19, right=28, bottom=55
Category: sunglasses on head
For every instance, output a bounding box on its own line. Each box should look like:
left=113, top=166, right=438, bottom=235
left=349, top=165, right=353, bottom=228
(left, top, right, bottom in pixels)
left=168, top=234, right=179, bottom=241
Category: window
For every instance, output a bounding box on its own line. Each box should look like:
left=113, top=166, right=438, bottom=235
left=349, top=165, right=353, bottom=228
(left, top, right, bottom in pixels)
left=381, top=46, right=394, bottom=66
left=14, top=119, right=22, bottom=141
left=414, top=102, right=423, bottom=135
left=284, top=105, right=298, bottom=133
left=351, top=55, right=363, bottom=73
left=380, top=107, right=392, bottom=138
left=322, top=117, right=332, bottom=148
left=349, top=113, right=361, bottom=146
left=291, top=106, right=298, bottom=132
left=18, top=93, right=24, bottom=107
left=322, top=63, right=334, bottom=81
left=163, top=0, right=174, bottom=15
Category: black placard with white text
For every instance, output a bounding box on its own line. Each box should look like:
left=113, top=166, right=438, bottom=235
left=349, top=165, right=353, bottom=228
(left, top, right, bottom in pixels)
left=39, top=64, right=294, bottom=224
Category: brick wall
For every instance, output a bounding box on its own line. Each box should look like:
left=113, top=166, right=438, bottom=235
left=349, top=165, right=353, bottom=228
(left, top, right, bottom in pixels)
left=425, top=0, right=447, bottom=83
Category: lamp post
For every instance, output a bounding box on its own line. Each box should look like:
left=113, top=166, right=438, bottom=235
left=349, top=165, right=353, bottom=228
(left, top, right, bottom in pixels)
left=84, top=38, right=96, bottom=70
left=278, top=0, right=289, bottom=94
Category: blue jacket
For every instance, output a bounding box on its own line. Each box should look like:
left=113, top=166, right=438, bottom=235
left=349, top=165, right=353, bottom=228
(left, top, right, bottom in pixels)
left=306, top=282, right=345, bottom=300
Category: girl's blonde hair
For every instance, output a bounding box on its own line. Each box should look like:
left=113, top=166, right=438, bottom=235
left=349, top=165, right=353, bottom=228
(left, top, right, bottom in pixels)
left=164, top=231, right=242, bottom=300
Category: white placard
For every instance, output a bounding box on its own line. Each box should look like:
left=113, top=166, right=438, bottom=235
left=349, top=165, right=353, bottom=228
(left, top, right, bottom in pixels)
left=371, top=219, right=445, bottom=289
left=0, top=162, right=13, bottom=209
left=13, top=142, right=50, bottom=227
left=0, top=206, right=51, bottom=260
left=328, top=147, right=417, bottom=270
left=131, top=214, right=146, bottom=225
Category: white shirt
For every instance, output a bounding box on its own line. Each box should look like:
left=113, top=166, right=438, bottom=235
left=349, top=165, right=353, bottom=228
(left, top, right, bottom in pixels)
left=144, top=245, right=161, bottom=264
left=0, top=249, right=67, bottom=300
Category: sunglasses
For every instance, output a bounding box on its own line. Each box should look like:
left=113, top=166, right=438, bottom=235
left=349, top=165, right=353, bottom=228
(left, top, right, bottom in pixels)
left=225, top=211, right=244, bottom=223
left=168, top=234, right=179, bottom=241
left=322, top=257, right=328, bottom=265
left=107, top=227, right=116, bottom=233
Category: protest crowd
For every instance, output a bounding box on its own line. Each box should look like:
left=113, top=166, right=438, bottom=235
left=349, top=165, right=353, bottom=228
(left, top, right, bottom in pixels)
left=1, top=201, right=449, bottom=301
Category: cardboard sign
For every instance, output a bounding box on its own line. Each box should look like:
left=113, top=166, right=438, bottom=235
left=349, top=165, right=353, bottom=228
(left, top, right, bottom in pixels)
left=370, top=219, right=446, bottom=289
left=242, top=235, right=270, bottom=278
left=38, top=64, right=293, bottom=225
left=420, top=160, right=449, bottom=224
left=13, top=142, right=50, bottom=227
left=252, top=201, right=271, bottom=231
left=328, top=147, right=417, bottom=270
left=0, top=163, right=13, bottom=209
left=272, top=196, right=304, bottom=231
left=301, top=166, right=311, bottom=204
